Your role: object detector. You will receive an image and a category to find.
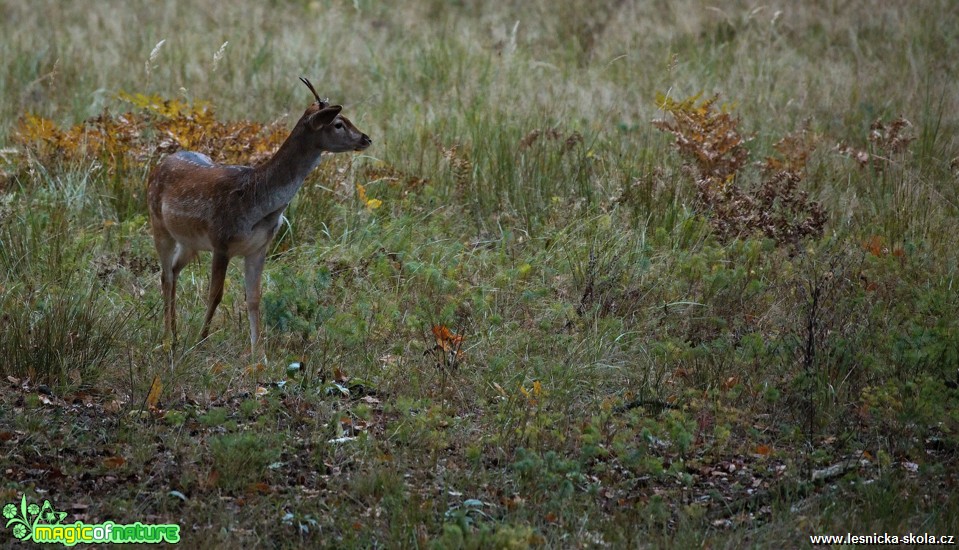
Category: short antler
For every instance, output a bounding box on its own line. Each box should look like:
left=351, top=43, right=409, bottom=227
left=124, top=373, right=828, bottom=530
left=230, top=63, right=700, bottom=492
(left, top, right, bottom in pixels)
left=299, top=76, right=328, bottom=107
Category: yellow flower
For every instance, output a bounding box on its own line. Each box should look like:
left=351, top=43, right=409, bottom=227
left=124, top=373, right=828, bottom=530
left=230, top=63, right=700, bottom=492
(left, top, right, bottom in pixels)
left=357, top=183, right=382, bottom=210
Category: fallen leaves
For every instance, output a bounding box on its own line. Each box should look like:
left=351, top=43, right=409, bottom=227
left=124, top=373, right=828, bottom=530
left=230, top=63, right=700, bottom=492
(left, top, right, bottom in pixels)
left=12, top=91, right=289, bottom=174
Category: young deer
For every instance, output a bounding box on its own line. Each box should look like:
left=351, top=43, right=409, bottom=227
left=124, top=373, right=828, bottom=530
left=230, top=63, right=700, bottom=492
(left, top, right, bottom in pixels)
left=147, top=77, right=371, bottom=352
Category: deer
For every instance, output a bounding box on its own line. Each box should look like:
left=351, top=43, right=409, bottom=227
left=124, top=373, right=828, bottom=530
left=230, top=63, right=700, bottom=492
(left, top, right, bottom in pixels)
left=147, top=77, right=371, bottom=354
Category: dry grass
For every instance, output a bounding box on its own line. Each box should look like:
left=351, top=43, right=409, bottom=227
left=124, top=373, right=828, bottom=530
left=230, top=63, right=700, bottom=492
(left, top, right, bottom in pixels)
left=1, top=1, right=958, bottom=547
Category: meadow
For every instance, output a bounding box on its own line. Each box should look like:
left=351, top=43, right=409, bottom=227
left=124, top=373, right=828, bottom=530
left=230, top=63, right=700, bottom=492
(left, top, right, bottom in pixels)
left=1, top=0, right=958, bottom=547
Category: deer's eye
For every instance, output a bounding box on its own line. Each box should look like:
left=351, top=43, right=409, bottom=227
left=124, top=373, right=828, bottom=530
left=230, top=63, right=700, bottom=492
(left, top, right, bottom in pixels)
left=334, top=122, right=344, bottom=130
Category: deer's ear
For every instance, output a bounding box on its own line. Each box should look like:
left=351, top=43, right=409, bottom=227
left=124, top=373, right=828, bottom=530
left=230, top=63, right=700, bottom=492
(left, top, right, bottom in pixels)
left=309, top=105, right=342, bottom=129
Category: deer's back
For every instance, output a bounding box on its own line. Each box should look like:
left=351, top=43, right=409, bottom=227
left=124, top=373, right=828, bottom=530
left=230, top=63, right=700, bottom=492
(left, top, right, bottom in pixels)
left=148, top=151, right=256, bottom=251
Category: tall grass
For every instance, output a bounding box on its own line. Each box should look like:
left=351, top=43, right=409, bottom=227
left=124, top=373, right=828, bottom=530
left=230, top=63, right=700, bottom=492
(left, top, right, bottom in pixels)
left=1, top=0, right=957, bottom=546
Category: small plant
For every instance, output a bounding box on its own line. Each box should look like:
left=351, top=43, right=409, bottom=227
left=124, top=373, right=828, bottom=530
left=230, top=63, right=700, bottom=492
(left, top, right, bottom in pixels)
left=654, top=92, right=826, bottom=248
left=838, top=116, right=915, bottom=170
left=0, top=278, right=132, bottom=387
left=653, top=92, right=749, bottom=186
left=208, top=432, right=281, bottom=492
left=784, top=243, right=871, bottom=440
left=263, top=265, right=335, bottom=340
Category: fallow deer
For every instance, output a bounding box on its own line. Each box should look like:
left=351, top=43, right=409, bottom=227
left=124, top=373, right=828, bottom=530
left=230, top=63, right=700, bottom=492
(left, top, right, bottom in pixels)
left=147, top=77, right=371, bottom=352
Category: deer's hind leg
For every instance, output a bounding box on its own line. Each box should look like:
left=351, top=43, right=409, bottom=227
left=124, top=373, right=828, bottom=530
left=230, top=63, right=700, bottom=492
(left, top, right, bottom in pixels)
left=154, top=228, right=197, bottom=344
left=200, top=251, right=230, bottom=340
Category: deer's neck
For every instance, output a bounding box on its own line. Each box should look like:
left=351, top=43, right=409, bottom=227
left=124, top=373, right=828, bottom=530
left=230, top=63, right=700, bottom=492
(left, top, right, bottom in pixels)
left=247, top=127, right=322, bottom=219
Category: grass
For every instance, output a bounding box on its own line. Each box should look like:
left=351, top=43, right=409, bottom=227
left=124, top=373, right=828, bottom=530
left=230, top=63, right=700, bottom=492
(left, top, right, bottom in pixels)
left=1, top=0, right=959, bottom=547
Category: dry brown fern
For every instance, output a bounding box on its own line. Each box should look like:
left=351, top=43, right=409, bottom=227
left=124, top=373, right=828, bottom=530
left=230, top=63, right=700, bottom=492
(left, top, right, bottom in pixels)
left=654, top=92, right=825, bottom=247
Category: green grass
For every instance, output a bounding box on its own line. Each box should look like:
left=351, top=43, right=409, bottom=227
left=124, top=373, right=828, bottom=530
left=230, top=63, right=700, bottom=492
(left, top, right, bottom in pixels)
left=1, top=0, right=959, bottom=547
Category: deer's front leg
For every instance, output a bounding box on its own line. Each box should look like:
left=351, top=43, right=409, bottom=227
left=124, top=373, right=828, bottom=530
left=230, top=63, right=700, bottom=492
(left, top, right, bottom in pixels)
left=200, top=252, right=230, bottom=339
left=244, top=246, right=269, bottom=354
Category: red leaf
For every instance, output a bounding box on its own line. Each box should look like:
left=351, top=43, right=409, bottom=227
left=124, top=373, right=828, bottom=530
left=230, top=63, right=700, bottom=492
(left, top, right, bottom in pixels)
left=864, top=235, right=884, bottom=257
left=432, top=324, right=464, bottom=352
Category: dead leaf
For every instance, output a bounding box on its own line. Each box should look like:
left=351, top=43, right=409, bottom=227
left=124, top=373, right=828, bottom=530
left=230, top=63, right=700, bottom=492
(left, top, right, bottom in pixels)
left=206, top=469, right=220, bottom=488
left=864, top=235, right=885, bottom=257
left=247, top=482, right=270, bottom=494
left=244, top=363, right=265, bottom=377
left=432, top=324, right=464, bottom=352
left=103, top=456, right=126, bottom=469
left=503, top=494, right=525, bottom=510
left=146, top=375, right=162, bottom=411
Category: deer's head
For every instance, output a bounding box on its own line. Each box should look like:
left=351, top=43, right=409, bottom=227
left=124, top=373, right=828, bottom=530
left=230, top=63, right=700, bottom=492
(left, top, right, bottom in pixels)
left=298, top=77, right=372, bottom=153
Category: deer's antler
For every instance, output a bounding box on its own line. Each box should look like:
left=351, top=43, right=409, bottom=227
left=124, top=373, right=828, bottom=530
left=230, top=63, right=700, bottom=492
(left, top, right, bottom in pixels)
left=299, top=76, right=328, bottom=107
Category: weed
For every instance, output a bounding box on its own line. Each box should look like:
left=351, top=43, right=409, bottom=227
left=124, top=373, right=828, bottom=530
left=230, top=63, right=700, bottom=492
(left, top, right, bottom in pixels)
left=655, top=92, right=826, bottom=248
left=208, top=432, right=282, bottom=493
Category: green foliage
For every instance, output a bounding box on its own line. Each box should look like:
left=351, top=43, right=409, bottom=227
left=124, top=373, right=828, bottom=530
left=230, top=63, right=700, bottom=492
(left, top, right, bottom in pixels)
left=208, top=432, right=281, bottom=492
left=199, top=408, right=229, bottom=427
left=263, top=265, right=334, bottom=339
left=512, top=448, right=584, bottom=504
left=0, top=275, right=134, bottom=387
left=431, top=521, right=534, bottom=550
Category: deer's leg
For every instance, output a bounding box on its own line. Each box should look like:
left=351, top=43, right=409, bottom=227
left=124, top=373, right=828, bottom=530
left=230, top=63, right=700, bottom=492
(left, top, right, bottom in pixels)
left=154, top=230, right=192, bottom=342
left=200, top=251, right=230, bottom=339
left=159, top=258, right=176, bottom=340
left=243, top=246, right=269, bottom=354
left=168, top=244, right=197, bottom=340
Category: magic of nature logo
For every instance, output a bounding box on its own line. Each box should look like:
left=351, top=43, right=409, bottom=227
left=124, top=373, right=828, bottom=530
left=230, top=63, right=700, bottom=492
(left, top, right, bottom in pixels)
left=3, top=496, right=180, bottom=545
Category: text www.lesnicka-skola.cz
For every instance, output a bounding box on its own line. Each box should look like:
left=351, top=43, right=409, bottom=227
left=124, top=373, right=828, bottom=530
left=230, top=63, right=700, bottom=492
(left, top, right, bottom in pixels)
left=809, top=533, right=955, bottom=545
